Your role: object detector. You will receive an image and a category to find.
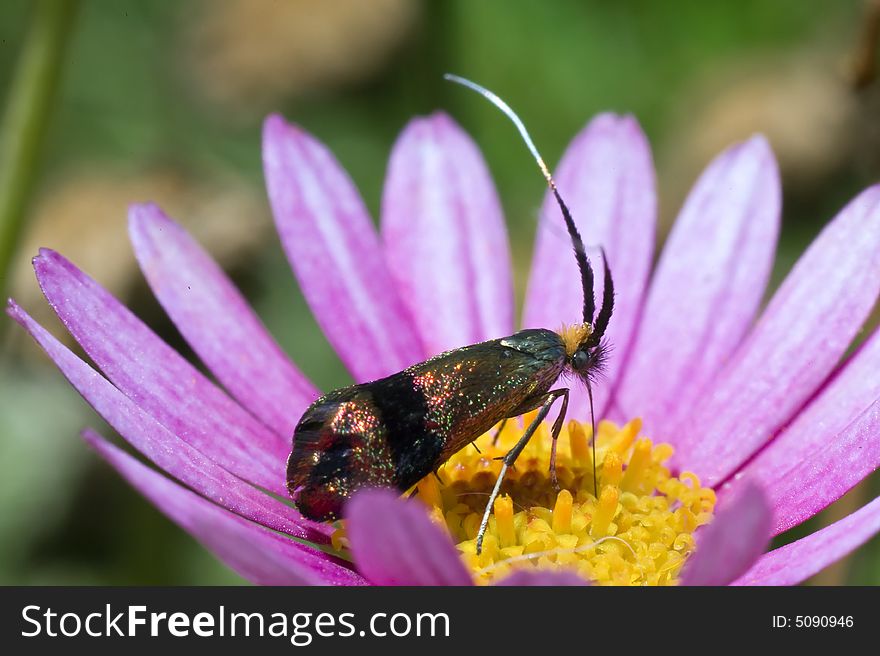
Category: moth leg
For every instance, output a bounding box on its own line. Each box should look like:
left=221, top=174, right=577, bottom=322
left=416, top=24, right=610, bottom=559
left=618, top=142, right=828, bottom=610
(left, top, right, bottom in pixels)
left=476, top=389, right=567, bottom=555
left=548, top=388, right=570, bottom=491
left=491, top=418, right=509, bottom=446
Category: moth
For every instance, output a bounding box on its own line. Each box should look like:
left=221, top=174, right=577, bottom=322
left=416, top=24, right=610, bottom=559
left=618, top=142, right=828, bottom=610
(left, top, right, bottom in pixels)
left=287, top=75, right=613, bottom=552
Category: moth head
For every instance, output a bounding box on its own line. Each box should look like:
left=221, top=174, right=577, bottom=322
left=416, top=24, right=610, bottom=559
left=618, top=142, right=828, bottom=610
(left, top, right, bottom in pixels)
left=559, top=320, right=609, bottom=382
left=444, top=73, right=616, bottom=379
left=569, top=339, right=608, bottom=382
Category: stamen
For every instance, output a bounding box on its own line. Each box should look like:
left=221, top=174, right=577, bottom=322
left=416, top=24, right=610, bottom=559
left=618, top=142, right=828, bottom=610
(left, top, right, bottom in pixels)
left=552, top=489, right=573, bottom=534
left=602, top=451, right=623, bottom=488
left=417, top=473, right=443, bottom=509
left=567, top=420, right=590, bottom=464
left=494, top=495, right=516, bottom=548
left=620, top=439, right=652, bottom=493
left=610, top=418, right=641, bottom=454
left=591, top=486, right=619, bottom=538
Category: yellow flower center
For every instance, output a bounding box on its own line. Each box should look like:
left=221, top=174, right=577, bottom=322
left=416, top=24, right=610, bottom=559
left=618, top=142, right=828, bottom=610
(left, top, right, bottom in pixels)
left=331, top=414, right=716, bottom=585
left=418, top=415, right=714, bottom=585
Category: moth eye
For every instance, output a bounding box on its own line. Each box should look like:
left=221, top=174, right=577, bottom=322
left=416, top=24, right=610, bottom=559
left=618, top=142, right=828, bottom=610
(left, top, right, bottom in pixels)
left=572, top=350, right=590, bottom=371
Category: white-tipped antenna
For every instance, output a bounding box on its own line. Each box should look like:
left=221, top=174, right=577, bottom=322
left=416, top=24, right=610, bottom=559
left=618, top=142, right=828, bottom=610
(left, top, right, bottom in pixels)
left=444, top=73, right=597, bottom=331
left=445, top=73, right=607, bottom=502
left=444, top=74, right=556, bottom=189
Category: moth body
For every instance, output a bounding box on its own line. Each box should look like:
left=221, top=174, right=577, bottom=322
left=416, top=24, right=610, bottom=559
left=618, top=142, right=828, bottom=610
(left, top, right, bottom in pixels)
left=288, top=328, right=568, bottom=520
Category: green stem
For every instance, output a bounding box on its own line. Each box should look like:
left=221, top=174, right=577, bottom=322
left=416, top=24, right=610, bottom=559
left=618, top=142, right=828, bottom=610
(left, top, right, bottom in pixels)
left=0, top=0, right=79, bottom=306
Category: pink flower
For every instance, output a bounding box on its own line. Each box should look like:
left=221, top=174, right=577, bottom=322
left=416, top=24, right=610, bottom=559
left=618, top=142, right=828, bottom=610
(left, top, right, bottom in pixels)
left=8, top=109, right=880, bottom=585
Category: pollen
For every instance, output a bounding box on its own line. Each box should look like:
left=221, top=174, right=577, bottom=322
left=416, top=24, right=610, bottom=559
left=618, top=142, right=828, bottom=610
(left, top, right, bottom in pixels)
left=558, top=322, right=592, bottom=357
left=413, top=416, right=716, bottom=585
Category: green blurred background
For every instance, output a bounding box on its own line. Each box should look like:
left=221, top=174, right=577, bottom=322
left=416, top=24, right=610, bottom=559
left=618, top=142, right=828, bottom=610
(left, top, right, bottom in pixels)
left=1, top=0, right=879, bottom=584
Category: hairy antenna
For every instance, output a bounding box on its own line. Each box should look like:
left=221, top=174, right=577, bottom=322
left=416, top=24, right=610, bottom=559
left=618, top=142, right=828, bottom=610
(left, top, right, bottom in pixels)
left=590, top=248, right=615, bottom=344
left=444, top=73, right=597, bottom=325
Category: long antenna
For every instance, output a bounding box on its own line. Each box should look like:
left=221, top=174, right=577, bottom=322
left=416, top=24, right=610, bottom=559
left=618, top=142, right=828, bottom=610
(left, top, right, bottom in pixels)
left=589, top=248, right=615, bottom=346
left=444, top=73, right=596, bottom=325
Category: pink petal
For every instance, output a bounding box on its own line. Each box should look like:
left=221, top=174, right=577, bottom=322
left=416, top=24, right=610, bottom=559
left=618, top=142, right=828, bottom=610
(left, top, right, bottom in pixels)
left=733, top=494, right=880, bottom=586
left=32, top=249, right=289, bottom=496
left=674, top=185, right=880, bottom=485
left=614, top=137, right=780, bottom=438
left=679, top=482, right=773, bottom=586
left=129, top=203, right=319, bottom=437
left=262, top=114, right=424, bottom=381
left=346, top=489, right=473, bottom=586
left=495, top=570, right=590, bottom=586
left=725, top=325, right=880, bottom=535
left=381, top=112, right=513, bottom=353
left=522, top=114, right=656, bottom=420
left=7, top=301, right=330, bottom=543
left=86, top=430, right=363, bottom=585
